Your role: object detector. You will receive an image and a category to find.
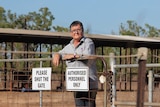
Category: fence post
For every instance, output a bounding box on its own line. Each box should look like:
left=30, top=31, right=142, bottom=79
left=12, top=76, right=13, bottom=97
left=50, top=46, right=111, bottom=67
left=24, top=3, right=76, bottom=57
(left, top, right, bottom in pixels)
left=109, top=53, right=116, bottom=107
left=136, top=47, right=148, bottom=107
left=40, top=61, right=43, bottom=107
left=148, top=70, right=153, bottom=107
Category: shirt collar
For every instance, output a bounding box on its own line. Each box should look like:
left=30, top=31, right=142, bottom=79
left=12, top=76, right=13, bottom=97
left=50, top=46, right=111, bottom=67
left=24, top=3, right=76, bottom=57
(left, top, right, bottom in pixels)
left=70, top=36, right=85, bottom=44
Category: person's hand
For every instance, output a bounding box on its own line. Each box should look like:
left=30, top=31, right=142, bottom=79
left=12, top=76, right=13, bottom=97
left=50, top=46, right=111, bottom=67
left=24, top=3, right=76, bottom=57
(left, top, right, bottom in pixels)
left=52, top=53, right=60, bottom=66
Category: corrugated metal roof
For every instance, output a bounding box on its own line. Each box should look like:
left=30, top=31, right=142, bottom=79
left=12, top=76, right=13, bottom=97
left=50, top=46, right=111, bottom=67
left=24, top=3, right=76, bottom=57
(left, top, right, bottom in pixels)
left=0, top=28, right=160, bottom=49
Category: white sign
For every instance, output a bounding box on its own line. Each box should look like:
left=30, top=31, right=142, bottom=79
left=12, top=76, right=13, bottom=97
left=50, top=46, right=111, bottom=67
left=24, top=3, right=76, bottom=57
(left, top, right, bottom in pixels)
left=66, top=67, right=89, bottom=91
left=32, top=67, right=51, bottom=90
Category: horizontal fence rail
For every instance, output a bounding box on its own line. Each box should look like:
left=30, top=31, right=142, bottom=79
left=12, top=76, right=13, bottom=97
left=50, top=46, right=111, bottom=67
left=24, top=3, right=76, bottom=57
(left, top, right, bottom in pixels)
left=115, top=101, right=160, bottom=106
left=0, top=58, right=52, bottom=62
left=114, top=63, right=160, bottom=68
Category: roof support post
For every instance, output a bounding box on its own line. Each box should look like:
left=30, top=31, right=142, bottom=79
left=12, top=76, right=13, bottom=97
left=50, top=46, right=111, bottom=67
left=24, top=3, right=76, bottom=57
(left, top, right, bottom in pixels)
left=136, top=47, right=148, bottom=107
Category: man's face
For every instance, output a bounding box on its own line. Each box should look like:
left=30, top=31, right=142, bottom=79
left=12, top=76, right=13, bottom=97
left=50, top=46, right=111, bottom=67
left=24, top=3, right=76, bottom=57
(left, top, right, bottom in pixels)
left=70, top=24, right=83, bottom=41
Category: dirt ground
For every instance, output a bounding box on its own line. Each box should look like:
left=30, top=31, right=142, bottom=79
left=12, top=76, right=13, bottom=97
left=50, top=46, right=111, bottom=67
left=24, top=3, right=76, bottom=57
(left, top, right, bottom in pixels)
left=0, top=90, right=160, bottom=107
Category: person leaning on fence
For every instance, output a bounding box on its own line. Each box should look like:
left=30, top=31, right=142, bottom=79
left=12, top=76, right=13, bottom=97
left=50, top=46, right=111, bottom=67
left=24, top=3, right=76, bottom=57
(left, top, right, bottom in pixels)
left=52, top=20, right=98, bottom=107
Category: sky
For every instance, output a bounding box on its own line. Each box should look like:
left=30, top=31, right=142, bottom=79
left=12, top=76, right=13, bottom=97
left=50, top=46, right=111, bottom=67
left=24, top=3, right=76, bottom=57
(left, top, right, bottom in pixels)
left=0, top=0, right=160, bottom=35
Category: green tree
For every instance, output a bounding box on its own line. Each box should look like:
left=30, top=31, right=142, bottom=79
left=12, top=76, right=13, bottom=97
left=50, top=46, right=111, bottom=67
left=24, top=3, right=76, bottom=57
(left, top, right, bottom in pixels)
left=53, top=26, right=69, bottom=32
left=0, top=7, right=10, bottom=28
left=26, top=7, right=54, bottom=30
left=145, top=24, right=160, bottom=37
left=119, top=20, right=145, bottom=36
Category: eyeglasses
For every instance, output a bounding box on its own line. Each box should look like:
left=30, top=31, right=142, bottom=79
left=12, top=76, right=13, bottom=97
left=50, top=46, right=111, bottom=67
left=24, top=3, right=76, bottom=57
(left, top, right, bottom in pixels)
left=70, top=29, right=82, bottom=33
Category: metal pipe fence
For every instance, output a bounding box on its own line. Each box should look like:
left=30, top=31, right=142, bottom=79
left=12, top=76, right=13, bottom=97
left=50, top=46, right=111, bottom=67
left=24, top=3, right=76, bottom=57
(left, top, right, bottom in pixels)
left=109, top=52, right=160, bottom=107
left=0, top=51, right=160, bottom=107
left=0, top=56, right=113, bottom=107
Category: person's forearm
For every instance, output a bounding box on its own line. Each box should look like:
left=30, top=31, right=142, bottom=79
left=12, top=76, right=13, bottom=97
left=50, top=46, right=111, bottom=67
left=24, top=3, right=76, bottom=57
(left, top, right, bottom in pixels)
left=62, top=54, right=80, bottom=60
